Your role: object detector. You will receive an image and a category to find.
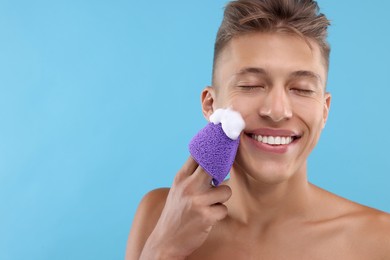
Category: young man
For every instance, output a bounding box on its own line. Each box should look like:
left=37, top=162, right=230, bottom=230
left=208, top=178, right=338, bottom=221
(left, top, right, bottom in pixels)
left=126, top=0, right=390, bottom=259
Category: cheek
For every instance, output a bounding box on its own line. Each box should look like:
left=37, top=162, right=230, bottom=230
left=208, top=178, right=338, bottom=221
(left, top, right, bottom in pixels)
left=215, top=91, right=252, bottom=111
left=293, top=98, right=325, bottom=121
left=293, top=101, right=326, bottom=142
left=228, top=95, right=257, bottom=122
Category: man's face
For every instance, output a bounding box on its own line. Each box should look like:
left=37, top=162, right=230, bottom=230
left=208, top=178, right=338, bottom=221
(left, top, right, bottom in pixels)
left=204, top=32, right=331, bottom=184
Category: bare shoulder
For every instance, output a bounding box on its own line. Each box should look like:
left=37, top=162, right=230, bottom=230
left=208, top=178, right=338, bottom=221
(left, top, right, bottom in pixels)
left=349, top=206, right=390, bottom=259
left=312, top=185, right=390, bottom=259
left=125, top=188, right=170, bottom=260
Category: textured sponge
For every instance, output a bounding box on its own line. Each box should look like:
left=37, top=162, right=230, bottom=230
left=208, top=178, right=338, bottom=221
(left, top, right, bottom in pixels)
left=188, top=108, right=245, bottom=186
left=189, top=123, right=239, bottom=185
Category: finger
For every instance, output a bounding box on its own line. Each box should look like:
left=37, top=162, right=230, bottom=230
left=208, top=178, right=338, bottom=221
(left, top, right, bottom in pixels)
left=208, top=203, right=229, bottom=222
left=184, top=156, right=199, bottom=175
left=191, top=165, right=213, bottom=188
left=198, top=185, right=232, bottom=205
left=176, top=157, right=199, bottom=182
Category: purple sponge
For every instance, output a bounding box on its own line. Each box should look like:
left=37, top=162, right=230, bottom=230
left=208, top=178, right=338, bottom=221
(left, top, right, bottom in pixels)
left=188, top=122, right=240, bottom=186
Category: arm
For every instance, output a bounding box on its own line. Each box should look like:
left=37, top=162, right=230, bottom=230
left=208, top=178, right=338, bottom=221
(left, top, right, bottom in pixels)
left=351, top=210, right=390, bottom=260
left=374, top=212, right=390, bottom=260
left=125, top=188, right=169, bottom=260
left=125, top=157, right=232, bottom=260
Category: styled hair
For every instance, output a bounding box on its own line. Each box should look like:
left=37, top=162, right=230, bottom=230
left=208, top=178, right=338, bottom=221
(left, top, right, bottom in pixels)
left=212, top=0, right=331, bottom=83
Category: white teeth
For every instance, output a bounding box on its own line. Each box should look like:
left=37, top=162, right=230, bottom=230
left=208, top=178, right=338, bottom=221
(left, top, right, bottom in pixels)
left=252, top=135, right=294, bottom=145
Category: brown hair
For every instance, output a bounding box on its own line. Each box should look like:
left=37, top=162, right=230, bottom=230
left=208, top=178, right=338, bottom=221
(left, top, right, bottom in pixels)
left=212, top=0, right=331, bottom=83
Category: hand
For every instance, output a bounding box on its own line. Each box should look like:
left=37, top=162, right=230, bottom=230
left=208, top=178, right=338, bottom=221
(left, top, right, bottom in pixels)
left=140, top=157, right=232, bottom=259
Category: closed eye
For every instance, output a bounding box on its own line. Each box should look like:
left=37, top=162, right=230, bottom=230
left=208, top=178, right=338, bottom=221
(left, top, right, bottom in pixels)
left=238, top=85, right=265, bottom=91
left=290, top=88, right=315, bottom=96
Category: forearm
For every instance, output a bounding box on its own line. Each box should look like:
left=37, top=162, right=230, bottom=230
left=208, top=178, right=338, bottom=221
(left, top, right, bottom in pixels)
left=139, top=236, right=185, bottom=260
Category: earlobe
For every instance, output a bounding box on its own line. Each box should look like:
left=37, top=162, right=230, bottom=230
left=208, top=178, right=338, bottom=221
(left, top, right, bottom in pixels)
left=201, top=86, right=216, bottom=121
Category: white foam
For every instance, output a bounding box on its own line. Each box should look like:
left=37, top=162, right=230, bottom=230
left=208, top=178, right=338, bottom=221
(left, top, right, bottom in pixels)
left=209, top=108, right=245, bottom=140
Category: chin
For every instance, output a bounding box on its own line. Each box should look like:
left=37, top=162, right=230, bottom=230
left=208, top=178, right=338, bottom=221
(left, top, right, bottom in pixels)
left=232, top=156, right=298, bottom=185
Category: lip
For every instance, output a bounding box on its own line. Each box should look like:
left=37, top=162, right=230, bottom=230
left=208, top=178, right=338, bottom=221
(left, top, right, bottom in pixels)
left=243, top=128, right=301, bottom=154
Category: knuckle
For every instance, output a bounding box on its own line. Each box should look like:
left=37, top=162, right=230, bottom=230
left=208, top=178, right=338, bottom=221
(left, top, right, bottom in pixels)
left=173, top=173, right=182, bottom=186
left=181, top=164, right=189, bottom=175
left=217, top=185, right=232, bottom=201
left=220, top=185, right=232, bottom=194
left=181, top=181, right=194, bottom=197
left=191, top=195, right=203, bottom=208
left=224, top=186, right=232, bottom=196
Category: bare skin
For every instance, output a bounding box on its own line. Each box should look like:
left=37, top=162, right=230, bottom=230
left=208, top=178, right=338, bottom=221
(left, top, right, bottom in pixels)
left=126, top=33, right=390, bottom=260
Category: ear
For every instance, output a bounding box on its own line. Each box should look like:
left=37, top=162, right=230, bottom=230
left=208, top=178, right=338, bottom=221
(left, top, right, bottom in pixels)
left=322, top=92, right=331, bottom=128
left=201, top=86, right=216, bottom=121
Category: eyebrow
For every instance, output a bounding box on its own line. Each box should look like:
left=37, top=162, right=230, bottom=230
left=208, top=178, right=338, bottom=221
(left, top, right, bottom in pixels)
left=234, top=67, right=322, bottom=85
left=289, top=70, right=322, bottom=84
left=234, top=67, right=271, bottom=85
left=236, top=67, right=268, bottom=76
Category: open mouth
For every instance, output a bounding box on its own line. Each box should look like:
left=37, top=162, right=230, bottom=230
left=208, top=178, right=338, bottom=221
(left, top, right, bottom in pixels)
left=248, top=133, right=301, bottom=146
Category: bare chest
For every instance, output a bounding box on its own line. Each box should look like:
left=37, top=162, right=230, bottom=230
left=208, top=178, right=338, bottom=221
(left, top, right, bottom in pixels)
left=187, top=221, right=369, bottom=260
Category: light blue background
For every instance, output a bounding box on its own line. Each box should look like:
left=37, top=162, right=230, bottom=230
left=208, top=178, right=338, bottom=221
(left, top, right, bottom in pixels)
left=0, top=0, right=389, bottom=259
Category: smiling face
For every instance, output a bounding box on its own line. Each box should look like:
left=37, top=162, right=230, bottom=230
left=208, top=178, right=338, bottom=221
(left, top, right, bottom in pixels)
left=202, top=32, right=331, bottom=184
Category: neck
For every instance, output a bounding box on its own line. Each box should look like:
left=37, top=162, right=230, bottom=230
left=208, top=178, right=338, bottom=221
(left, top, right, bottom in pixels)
left=225, top=163, right=312, bottom=226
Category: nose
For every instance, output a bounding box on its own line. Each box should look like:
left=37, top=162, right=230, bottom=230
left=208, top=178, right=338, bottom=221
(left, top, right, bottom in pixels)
left=259, top=87, right=292, bottom=122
